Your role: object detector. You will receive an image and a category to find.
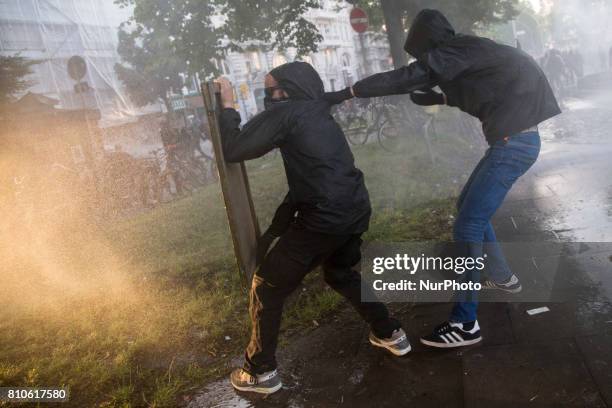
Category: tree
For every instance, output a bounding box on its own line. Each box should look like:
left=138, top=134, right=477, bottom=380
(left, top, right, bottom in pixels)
left=114, top=23, right=190, bottom=111
left=114, top=0, right=323, bottom=109
left=220, top=0, right=322, bottom=57
left=0, top=55, right=39, bottom=106
left=359, top=0, right=520, bottom=68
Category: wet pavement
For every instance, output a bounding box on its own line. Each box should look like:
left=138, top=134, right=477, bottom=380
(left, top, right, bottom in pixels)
left=187, top=91, right=612, bottom=407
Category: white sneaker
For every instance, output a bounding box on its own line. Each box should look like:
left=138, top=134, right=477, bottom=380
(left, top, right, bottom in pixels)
left=369, top=328, right=412, bottom=356
left=230, top=368, right=282, bottom=394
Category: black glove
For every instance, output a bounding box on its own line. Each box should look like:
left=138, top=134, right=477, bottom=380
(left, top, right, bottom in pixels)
left=409, top=89, right=445, bottom=106
left=322, top=87, right=353, bottom=105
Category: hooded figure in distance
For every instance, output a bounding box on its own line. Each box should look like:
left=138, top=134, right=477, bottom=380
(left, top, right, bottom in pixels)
left=216, top=61, right=410, bottom=395
left=326, top=9, right=560, bottom=349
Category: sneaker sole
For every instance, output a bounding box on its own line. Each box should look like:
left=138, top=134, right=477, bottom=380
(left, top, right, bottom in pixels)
left=231, top=381, right=282, bottom=394
left=420, top=336, right=482, bottom=349
left=369, top=337, right=412, bottom=356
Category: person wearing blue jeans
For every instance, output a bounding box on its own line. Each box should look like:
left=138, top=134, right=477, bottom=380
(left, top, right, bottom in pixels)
left=323, top=9, right=560, bottom=348
left=418, top=131, right=541, bottom=347
left=421, top=129, right=540, bottom=348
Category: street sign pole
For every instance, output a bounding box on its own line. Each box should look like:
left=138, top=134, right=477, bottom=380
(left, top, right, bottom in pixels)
left=67, top=55, right=101, bottom=200
left=201, top=81, right=260, bottom=290
left=350, top=7, right=370, bottom=78
left=358, top=32, right=369, bottom=78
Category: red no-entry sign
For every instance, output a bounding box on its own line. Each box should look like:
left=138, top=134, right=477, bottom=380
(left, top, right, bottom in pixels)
left=350, top=7, right=368, bottom=33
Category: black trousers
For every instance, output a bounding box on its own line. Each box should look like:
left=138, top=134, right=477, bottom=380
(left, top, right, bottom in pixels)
left=244, top=224, right=400, bottom=374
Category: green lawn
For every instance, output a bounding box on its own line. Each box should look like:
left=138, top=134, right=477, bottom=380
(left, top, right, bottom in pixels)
left=0, top=122, right=480, bottom=407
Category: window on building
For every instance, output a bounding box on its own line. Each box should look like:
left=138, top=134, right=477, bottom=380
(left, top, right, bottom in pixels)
left=324, top=48, right=332, bottom=67
left=213, top=59, right=230, bottom=75
left=342, top=53, right=351, bottom=68
left=250, top=51, right=261, bottom=71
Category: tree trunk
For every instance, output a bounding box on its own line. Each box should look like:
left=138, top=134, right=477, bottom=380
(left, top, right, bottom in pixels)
left=381, top=0, right=407, bottom=68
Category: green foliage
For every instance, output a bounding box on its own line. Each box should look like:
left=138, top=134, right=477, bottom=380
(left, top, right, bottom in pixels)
left=356, top=0, right=389, bottom=32
left=114, top=26, right=188, bottom=109
left=114, top=0, right=220, bottom=108
left=2, top=115, right=475, bottom=405
left=424, top=0, right=519, bottom=33
left=220, top=0, right=323, bottom=56
left=354, top=0, right=519, bottom=34
left=114, top=0, right=324, bottom=108
left=0, top=55, right=39, bottom=106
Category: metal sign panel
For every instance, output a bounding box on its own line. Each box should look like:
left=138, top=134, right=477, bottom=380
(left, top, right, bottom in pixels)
left=201, top=81, right=260, bottom=288
left=67, top=55, right=87, bottom=80
left=350, top=7, right=368, bottom=33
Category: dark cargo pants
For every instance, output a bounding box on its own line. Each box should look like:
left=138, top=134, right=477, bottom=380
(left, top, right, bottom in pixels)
left=244, top=224, right=400, bottom=374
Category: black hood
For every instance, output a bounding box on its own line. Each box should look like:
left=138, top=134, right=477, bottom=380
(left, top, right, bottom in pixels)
left=269, top=61, right=324, bottom=100
left=404, top=9, right=455, bottom=59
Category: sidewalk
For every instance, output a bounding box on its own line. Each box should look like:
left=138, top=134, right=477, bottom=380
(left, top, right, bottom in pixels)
left=187, top=98, right=612, bottom=408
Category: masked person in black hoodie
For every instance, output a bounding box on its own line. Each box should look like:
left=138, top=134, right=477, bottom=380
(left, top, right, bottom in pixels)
left=216, top=61, right=410, bottom=395
left=326, top=9, right=560, bottom=349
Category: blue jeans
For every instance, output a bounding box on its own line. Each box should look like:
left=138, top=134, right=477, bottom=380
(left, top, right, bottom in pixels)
left=450, top=131, right=541, bottom=323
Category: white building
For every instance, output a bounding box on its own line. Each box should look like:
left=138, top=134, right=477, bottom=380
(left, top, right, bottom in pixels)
left=356, top=31, right=394, bottom=77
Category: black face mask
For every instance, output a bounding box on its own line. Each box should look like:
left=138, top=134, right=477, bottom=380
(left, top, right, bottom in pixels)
left=263, top=96, right=289, bottom=110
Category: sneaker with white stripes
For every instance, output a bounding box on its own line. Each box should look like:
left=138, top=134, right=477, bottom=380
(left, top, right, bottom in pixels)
left=230, top=368, right=282, bottom=394
left=369, top=328, right=412, bottom=356
left=483, top=274, right=522, bottom=293
left=420, top=320, right=482, bottom=348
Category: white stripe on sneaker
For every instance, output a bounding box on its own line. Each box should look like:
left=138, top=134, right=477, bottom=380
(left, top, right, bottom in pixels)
left=421, top=336, right=482, bottom=348
left=451, top=332, right=463, bottom=342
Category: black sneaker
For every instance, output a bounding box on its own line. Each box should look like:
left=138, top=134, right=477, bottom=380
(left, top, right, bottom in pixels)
left=230, top=368, right=282, bottom=394
left=420, top=320, right=482, bottom=348
left=369, top=328, right=412, bottom=356
left=483, top=274, right=522, bottom=293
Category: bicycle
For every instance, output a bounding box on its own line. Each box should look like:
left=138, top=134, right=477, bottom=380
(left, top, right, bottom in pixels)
left=335, top=95, right=430, bottom=152
left=335, top=99, right=369, bottom=145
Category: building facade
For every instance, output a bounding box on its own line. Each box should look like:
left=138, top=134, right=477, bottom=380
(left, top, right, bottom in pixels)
left=179, top=0, right=391, bottom=120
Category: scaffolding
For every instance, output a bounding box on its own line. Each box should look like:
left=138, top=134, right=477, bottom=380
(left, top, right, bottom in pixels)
left=0, top=0, right=155, bottom=127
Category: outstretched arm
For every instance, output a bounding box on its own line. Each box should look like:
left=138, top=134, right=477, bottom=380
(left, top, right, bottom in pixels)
left=352, top=60, right=436, bottom=97
left=322, top=61, right=436, bottom=105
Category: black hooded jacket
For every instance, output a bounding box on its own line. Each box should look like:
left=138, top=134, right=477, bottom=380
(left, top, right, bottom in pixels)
left=352, top=9, right=561, bottom=144
left=219, top=61, right=371, bottom=235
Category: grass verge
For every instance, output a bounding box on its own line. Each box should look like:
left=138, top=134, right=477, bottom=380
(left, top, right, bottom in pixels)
left=0, top=127, right=478, bottom=407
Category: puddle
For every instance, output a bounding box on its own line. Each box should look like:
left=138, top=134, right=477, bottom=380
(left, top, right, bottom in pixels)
left=187, top=379, right=255, bottom=408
